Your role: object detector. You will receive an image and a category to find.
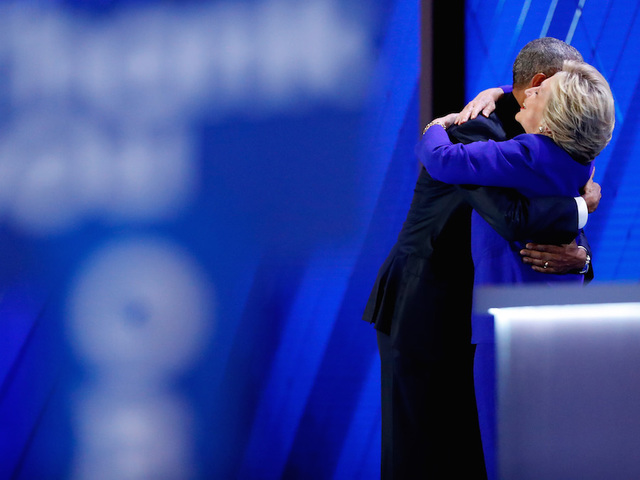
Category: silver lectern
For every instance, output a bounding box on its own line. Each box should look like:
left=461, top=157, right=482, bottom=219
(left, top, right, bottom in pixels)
left=475, top=283, right=640, bottom=480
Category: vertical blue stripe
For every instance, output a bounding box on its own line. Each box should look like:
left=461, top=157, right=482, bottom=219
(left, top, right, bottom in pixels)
left=332, top=351, right=381, bottom=480
left=540, top=0, right=559, bottom=37
left=565, top=0, right=586, bottom=44
left=237, top=249, right=357, bottom=479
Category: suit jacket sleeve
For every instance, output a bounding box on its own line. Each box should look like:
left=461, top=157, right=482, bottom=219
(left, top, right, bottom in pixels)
left=455, top=184, right=579, bottom=244
left=577, top=229, right=594, bottom=283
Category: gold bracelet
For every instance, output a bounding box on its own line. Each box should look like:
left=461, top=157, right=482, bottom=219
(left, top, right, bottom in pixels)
left=423, top=120, right=446, bottom=135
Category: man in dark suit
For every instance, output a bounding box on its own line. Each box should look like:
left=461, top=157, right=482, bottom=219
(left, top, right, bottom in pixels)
left=363, top=38, right=591, bottom=479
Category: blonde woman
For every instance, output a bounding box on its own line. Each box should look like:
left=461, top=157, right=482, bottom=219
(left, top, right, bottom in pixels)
left=420, top=60, right=614, bottom=287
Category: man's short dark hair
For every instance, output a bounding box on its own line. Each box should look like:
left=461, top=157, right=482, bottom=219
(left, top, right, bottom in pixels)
left=512, top=37, right=583, bottom=88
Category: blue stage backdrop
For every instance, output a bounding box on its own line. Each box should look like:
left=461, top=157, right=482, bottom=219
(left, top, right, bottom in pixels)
left=1, top=0, right=639, bottom=479
left=0, top=0, right=419, bottom=478
left=465, top=0, right=640, bottom=281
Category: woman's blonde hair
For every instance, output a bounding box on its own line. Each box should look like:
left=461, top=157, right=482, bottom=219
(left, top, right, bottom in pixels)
left=543, top=60, right=615, bottom=164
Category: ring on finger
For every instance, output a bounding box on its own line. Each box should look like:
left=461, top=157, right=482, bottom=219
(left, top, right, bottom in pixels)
left=543, top=261, right=549, bottom=269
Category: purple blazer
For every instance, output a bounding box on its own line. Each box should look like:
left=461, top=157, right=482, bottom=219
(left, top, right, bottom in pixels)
left=418, top=125, right=592, bottom=198
left=417, top=124, right=592, bottom=288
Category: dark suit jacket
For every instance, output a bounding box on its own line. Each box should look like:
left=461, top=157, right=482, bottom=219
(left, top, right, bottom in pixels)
left=364, top=137, right=584, bottom=357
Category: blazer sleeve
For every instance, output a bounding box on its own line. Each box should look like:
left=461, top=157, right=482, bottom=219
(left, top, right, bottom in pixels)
left=417, top=125, right=542, bottom=188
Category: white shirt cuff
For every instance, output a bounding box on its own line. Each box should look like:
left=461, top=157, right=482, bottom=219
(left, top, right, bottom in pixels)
left=574, top=196, right=588, bottom=229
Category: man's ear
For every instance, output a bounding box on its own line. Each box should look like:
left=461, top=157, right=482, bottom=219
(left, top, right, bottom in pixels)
left=530, top=73, right=547, bottom=88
